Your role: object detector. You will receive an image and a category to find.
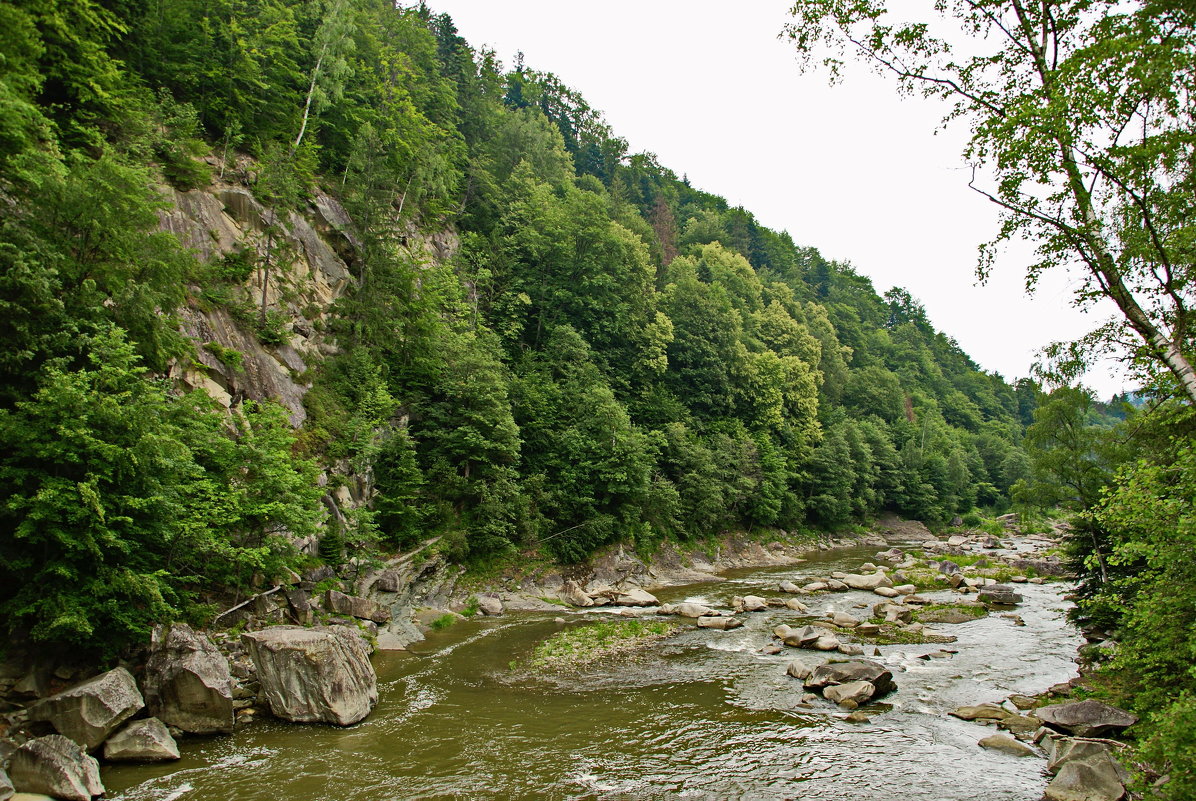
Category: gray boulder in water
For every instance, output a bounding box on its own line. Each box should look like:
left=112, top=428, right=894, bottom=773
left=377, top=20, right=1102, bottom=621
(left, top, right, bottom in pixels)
left=804, top=660, right=897, bottom=697
left=28, top=667, right=143, bottom=750
left=144, top=623, right=235, bottom=734
left=1037, top=700, right=1138, bottom=738
left=242, top=625, right=377, bottom=726
left=7, top=735, right=104, bottom=801
left=102, top=718, right=181, bottom=762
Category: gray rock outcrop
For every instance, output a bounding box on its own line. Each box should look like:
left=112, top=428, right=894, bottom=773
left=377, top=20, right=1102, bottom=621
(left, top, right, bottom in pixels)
left=144, top=623, right=235, bottom=734
left=102, top=718, right=181, bottom=762
left=804, top=660, right=897, bottom=698
left=242, top=626, right=377, bottom=726
left=8, top=736, right=103, bottom=801
left=1037, top=700, right=1138, bottom=738
left=28, top=668, right=143, bottom=750
left=324, top=590, right=391, bottom=624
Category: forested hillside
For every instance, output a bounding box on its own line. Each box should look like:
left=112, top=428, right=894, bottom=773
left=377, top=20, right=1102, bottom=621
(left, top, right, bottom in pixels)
left=0, top=0, right=1035, bottom=656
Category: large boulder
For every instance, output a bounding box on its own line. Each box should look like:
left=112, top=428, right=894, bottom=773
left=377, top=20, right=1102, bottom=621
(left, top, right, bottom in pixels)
left=616, top=588, right=659, bottom=607
left=978, top=585, right=1023, bottom=605
left=696, top=616, right=743, bottom=630
left=842, top=573, right=893, bottom=591
left=144, top=623, right=235, bottom=735
left=1037, top=700, right=1138, bottom=738
left=734, top=595, right=768, bottom=612
left=477, top=596, right=504, bottom=616
left=560, top=580, right=594, bottom=607
left=102, top=718, right=180, bottom=762
left=324, top=590, right=391, bottom=624
left=7, top=736, right=103, bottom=801
left=1045, top=751, right=1127, bottom=801
left=669, top=602, right=715, bottom=619
left=775, top=625, right=821, bottom=648
left=823, top=680, right=876, bottom=706
left=804, top=660, right=896, bottom=697
left=28, top=668, right=143, bottom=750
left=242, top=626, right=378, bottom=726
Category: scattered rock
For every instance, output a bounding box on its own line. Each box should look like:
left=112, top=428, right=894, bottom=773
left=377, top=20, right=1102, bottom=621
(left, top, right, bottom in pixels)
left=735, top=595, right=768, bottom=612
left=785, top=657, right=823, bottom=680
left=824, top=680, right=877, bottom=706
left=242, top=626, right=378, bottom=726
left=669, top=602, right=716, bottom=619
left=939, top=560, right=962, bottom=575
left=1036, top=700, right=1138, bottom=738
left=813, top=635, right=841, bottom=651
left=873, top=587, right=900, bottom=598
left=804, top=660, right=896, bottom=698
left=615, top=588, right=658, bottom=607
left=844, top=711, right=871, bottom=723
left=978, top=585, right=1023, bottom=606
left=102, top=719, right=180, bottom=762
left=8, top=736, right=103, bottom=801
left=324, top=590, right=391, bottom=624
left=979, top=734, right=1034, bottom=757
left=696, top=616, right=743, bottom=630
left=28, top=668, right=144, bottom=750
left=143, top=623, right=235, bottom=735
left=855, top=623, right=881, bottom=636
left=950, top=703, right=1010, bottom=722
left=784, top=599, right=809, bottom=612
left=477, top=597, right=504, bottom=616
left=830, top=612, right=859, bottom=628
left=843, top=573, right=893, bottom=591
left=560, top=580, right=594, bottom=607
left=779, top=581, right=802, bottom=594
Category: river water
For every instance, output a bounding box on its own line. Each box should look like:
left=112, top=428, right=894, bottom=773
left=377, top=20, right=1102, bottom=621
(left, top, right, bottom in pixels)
left=104, top=545, right=1081, bottom=800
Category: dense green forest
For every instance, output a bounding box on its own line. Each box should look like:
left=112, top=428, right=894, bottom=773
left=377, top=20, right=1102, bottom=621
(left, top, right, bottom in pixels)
left=1, top=0, right=1193, bottom=792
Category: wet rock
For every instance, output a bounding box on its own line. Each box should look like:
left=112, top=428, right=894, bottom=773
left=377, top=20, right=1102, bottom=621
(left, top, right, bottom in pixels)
left=813, top=635, right=841, bottom=651
left=824, top=680, right=876, bottom=706
left=8, top=736, right=103, bottom=801
left=802, top=581, right=829, bottom=592
left=997, top=714, right=1042, bottom=736
left=950, top=703, right=1010, bottom=721
left=836, top=643, right=865, bottom=656
left=696, top=616, right=743, bottom=630
left=779, top=581, right=802, bottom=594
left=842, top=573, right=893, bottom=591
left=1045, top=753, right=1127, bottom=801
left=978, top=585, right=1023, bottom=606
left=615, top=588, right=658, bottom=607
left=873, top=586, right=900, bottom=598
left=775, top=625, right=821, bottom=648
left=477, top=597, right=504, bottom=616
left=242, top=626, right=377, bottom=726
left=785, top=657, right=823, bottom=680
left=1036, top=700, right=1138, bottom=738
left=804, top=660, right=896, bottom=698
left=825, top=580, right=849, bottom=592
left=734, top=595, right=768, bottom=612
left=761, top=645, right=783, bottom=655
left=324, top=590, right=391, bottom=624
left=560, top=580, right=595, bottom=607
left=845, top=711, right=871, bottom=723
left=784, top=598, right=809, bottom=612
left=102, top=719, right=180, bottom=762
left=28, top=668, right=143, bottom=750
left=144, top=623, right=235, bottom=735
left=668, top=602, right=715, bottom=619
left=1008, top=694, right=1037, bottom=710
left=830, top=612, right=859, bottom=628
left=979, top=734, right=1034, bottom=757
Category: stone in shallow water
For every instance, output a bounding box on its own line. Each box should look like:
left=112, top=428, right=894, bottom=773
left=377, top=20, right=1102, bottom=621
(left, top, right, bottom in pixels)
left=1036, top=700, right=1138, bottom=738
left=28, top=668, right=143, bottom=750
left=978, top=734, right=1034, bottom=757
left=102, top=718, right=180, bottom=762
left=8, top=736, right=103, bottom=801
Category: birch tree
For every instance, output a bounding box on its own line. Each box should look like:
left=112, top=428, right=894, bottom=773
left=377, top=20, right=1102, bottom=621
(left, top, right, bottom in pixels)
left=787, top=1, right=1196, bottom=402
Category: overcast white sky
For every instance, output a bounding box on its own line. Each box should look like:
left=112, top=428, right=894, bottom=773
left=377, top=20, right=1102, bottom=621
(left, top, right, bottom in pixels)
left=430, top=0, right=1128, bottom=398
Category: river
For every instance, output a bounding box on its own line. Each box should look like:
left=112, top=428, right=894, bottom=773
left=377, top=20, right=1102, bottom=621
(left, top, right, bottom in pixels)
left=103, top=543, right=1080, bottom=800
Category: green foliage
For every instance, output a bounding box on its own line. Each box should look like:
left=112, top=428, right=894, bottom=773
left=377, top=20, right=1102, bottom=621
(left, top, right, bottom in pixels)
left=0, top=329, right=321, bottom=657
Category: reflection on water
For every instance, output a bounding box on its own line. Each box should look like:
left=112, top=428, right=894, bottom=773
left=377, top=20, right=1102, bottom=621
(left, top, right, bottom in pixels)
left=105, top=546, right=1078, bottom=800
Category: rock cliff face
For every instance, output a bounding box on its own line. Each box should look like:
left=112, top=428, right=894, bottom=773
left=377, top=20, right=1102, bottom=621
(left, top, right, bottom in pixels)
left=155, top=172, right=458, bottom=551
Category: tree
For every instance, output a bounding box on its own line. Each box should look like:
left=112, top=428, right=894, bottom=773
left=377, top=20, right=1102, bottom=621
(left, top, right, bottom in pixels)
left=788, top=1, right=1196, bottom=402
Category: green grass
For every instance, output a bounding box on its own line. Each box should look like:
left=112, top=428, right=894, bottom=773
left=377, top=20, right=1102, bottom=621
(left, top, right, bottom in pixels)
left=529, top=618, right=681, bottom=669
left=430, top=613, right=458, bottom=630
left=913, top=604, right=989, bottom=624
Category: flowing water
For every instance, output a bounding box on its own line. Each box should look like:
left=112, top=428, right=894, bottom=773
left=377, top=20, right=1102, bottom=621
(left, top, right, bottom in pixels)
left=104, top=544, right=1081, bottom=800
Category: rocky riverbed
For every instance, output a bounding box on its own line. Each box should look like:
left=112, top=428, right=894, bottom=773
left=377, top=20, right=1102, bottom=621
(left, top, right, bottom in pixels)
left=0, top=517, right=1139, bottom=800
